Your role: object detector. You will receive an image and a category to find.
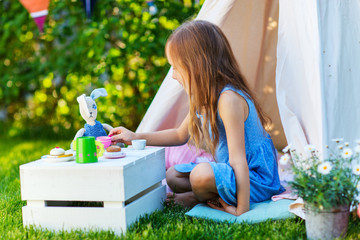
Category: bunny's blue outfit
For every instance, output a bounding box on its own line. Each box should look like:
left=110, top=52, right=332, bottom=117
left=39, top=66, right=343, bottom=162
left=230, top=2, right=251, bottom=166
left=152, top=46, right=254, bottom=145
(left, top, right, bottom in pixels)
left=175, top=85, right=285, bottom=205
left=84, top=120, right=107, bottom=139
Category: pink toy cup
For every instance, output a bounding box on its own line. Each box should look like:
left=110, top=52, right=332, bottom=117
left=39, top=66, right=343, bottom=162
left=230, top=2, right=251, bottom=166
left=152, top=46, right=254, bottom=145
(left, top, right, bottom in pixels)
left=96, top=136, right=112, bottom=149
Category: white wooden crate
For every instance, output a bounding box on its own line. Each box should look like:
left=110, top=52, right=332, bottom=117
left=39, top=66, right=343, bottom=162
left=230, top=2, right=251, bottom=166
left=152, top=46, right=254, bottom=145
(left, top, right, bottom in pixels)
left=20, top=147, right=166, bottom=235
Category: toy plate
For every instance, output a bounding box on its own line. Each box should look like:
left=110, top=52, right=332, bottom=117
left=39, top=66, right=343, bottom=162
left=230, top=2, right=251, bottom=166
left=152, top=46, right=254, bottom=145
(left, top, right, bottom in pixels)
left=41, top=155, right=75, bottom=163
left=102, top=151, right=126, bottom=159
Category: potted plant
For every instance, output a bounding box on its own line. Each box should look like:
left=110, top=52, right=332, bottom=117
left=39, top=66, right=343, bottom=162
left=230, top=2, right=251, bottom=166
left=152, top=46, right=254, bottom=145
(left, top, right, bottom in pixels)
left=280, top=139, right=360, bottom=240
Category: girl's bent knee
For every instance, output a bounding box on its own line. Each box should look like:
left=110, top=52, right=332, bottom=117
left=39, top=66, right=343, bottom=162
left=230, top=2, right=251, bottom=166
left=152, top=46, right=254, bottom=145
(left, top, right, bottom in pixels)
left=190, top=163, right=214, bottom=189
left=166, top=167, right=176, bottom=184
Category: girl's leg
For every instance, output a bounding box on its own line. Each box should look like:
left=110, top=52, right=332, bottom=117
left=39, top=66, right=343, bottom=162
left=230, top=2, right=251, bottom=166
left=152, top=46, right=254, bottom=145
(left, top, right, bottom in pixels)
left=166, top=163, right=218, bottom=208
left=167, top=192, right=199, bottom=208
left=189, top=162, right=218, bottom=201
left=166, top=166, right=192, bottom=193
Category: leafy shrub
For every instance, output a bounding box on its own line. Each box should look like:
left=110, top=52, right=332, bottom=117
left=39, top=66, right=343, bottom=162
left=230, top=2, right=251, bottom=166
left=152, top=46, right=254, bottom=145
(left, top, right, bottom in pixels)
left=0, top=0, right=201, bottom=139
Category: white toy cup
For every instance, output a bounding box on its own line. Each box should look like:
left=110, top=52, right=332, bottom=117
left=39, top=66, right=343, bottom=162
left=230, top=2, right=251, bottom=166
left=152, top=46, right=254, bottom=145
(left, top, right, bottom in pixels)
left=132, top=139, right=147, bottom=150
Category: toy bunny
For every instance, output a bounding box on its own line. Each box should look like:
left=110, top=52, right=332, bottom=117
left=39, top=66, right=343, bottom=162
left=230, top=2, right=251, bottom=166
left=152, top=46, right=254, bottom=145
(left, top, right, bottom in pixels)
left=72, top=88, right=113, bottom=148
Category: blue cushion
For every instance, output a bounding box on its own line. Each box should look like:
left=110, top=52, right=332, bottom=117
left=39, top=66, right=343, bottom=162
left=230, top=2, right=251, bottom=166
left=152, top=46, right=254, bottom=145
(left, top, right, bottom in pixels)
left=185, top=199, right=295, bottom=223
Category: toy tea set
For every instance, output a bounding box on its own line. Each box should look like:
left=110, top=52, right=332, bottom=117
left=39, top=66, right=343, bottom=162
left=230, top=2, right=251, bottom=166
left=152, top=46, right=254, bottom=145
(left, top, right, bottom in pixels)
left=41, top=88, right=145, bottom=164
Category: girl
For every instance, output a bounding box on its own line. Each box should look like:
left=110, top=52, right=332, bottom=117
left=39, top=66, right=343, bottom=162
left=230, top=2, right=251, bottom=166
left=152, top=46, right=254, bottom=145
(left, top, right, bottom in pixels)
left=110, top=20, right=284, bottom=216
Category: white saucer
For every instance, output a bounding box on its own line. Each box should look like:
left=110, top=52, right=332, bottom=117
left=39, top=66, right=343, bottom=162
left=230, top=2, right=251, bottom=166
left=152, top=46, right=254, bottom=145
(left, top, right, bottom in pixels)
left=41, top=155, right=75, bottom=163
left=103, top=151, right=126, bottom=159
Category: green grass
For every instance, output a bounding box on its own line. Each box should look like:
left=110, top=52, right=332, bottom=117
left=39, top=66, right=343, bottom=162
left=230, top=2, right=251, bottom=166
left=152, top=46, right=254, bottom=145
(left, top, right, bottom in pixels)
left=1, top=138, right=360, bottom=239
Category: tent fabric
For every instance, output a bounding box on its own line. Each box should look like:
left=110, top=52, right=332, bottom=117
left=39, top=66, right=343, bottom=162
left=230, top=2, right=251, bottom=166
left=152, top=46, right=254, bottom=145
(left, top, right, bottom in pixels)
left=276, top=0, right=323, bottom=156
left=317, top=0, right=360, bottom=151
left=137, top=0, right=287, bottom=151
left=276, top=0, right=360, bottom=156
left=136, top=70, right=189, bottom=132
left=220, top=0, right=285, bottom=148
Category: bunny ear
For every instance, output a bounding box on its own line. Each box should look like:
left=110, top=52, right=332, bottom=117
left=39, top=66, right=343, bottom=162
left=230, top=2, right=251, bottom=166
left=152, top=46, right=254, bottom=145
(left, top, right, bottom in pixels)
left=90, top=88, right=107, bottom=100
left=77, top=94, right=90, bottom=118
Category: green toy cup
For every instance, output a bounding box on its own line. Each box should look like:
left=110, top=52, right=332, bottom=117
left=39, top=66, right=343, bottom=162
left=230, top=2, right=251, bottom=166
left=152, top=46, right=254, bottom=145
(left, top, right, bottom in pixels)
left=74, top=136, right=104, bottom=164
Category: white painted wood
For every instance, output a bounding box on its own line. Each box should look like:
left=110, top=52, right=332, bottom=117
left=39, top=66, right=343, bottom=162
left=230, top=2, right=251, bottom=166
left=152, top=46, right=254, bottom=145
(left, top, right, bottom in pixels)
left=125, top=184, right=166, bottom=226
left=125, top=182, right=162, bottom=205
left=20, top=147, right=165, bottom=202
left=103, top=201, right=124, bottom=208
left=20, top=147, right=166, bottom=235
left=22, top=204, right=127, bottom=234
left=27, top=200, right=45, bottom=207
left=20, top=167, right=125, bottom=201
left=123, top=149, right=166, bottom=200
left=22, top=184, right=166, bottom=234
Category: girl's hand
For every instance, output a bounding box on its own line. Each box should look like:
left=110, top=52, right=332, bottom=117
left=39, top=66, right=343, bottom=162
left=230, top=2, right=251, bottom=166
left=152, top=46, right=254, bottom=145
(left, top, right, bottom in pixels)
left=207, top=198, right=240, bottom=216
left=109, top=127, right=135, bottom=145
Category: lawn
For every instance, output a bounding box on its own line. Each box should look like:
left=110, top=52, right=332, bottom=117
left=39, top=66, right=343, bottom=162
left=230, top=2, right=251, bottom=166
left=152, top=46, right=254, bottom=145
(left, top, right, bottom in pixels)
left=1, top=138, right=360, bottom=239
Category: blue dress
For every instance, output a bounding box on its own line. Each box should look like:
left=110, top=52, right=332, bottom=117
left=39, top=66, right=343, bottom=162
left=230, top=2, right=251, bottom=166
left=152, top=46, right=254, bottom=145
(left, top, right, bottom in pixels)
left=175, top=85, right=285, bottom=205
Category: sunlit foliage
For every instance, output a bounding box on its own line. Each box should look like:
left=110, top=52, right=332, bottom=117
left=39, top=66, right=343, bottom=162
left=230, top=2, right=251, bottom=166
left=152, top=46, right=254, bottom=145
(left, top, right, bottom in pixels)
left=0, top=0, right=201, bottom=139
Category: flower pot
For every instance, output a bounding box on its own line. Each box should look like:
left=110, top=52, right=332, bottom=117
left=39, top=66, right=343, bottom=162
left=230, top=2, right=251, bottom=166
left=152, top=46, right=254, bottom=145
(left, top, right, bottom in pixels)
left=305, top=205, right=349, bottom=240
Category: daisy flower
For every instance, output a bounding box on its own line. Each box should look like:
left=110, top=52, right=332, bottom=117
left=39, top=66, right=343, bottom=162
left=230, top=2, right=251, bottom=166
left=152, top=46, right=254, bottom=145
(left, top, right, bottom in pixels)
left=317, top=162, right=332, bottom=175
left=352, top=164, right=360, bottom=175
left=332, top=138, right=343, bottom=143
left=282, top=144, right=293, bottom=153
left=355, top=145, right=360, bottom=153
left=342, top=148, right=353, bottom=159
left=356, top=139, right=360, bottom=145
left=344, top=142, right=350, bottom=147
left=279, top=154, right=290, bottom=165
left=304, top=144, right=316, bottom=154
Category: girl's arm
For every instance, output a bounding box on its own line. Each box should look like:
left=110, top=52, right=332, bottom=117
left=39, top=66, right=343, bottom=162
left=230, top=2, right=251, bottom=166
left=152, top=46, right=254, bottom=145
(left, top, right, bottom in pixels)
left=217, top=90, right=250, bottom=216
left=109, top=113, right=190, bottom=146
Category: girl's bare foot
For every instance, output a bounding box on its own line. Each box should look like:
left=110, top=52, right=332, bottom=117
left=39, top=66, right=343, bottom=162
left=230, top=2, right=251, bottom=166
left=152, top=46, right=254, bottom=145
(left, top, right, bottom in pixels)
left=166, top=192, right=199, bottom=208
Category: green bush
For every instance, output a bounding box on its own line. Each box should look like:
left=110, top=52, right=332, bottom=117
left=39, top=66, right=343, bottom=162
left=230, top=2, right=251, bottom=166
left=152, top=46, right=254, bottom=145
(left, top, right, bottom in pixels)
left=0, top=0, right=201, bottom=139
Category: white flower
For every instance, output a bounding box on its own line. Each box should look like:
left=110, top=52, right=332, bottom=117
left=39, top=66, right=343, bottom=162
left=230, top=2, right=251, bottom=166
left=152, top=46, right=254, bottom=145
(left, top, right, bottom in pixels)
left=279, top=154, right=291, bottom=165
left=356, top=139, right=360, bottom=145
left=317, top=162, right=332, bottom=175
left=338, top=145, right=343, bottom=150
left=304, top=144, right=316, bottom=154
left=352, top=165, right=360, bottom=175
left=355, top=145, right=360, bottom=153
left=342, top=148, right=353, bottom=159
left=344, top=142, right=350, bottom=147
left=282, top=144, right=293, bottom=153
left=332, top=138, right=343, bottom=143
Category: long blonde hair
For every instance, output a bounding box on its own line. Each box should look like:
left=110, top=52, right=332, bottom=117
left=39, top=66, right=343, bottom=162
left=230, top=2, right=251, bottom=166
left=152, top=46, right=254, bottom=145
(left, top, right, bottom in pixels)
left=166, top=20, right=270, bottom=157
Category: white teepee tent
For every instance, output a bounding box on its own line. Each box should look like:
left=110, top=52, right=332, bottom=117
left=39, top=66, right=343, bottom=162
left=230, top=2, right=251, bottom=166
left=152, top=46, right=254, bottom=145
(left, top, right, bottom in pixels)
left=137, top=0, right=360, bottom=158
left=277, top=0, right=360, bottom=155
